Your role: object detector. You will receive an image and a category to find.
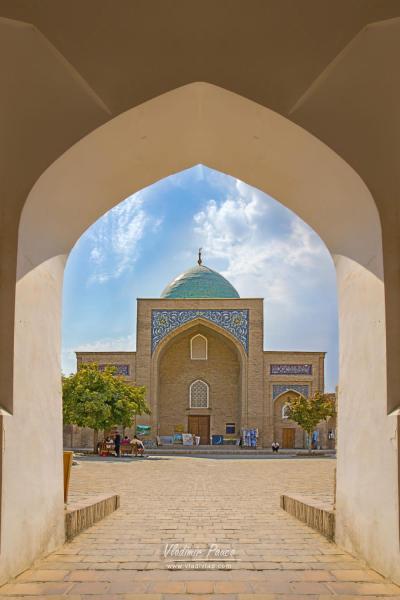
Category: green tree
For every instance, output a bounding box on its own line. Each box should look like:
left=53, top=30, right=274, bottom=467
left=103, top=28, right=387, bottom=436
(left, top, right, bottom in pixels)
left=110, top=375, right=149, bottom=432
left=62, top=363, right=149, bottom=452
left=285, top=391, right=336, bottom=452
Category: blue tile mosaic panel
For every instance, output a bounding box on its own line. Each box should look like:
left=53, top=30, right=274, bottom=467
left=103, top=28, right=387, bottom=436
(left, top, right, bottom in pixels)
left=98, top=364, right=130, bottom=376
left=272, top=384, right=309, bottom=400
left=270, top=364, right=312, bottom=375
left=151, top=309, right=249, bottom=353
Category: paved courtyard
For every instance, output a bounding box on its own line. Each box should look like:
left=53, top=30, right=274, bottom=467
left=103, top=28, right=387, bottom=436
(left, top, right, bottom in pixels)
left=1, top=455, right=399, bottom=599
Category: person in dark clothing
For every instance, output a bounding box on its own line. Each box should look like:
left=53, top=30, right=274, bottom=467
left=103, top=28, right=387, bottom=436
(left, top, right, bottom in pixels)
left=114, top=432, right=121, bottom=457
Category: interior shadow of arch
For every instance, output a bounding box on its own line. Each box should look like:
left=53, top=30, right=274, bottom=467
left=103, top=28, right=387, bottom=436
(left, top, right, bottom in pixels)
left=9, top=82, right=394, bottom=583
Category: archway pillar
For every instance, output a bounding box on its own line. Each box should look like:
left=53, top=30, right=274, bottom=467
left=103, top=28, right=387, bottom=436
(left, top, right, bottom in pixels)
left=334, top=255, right=399, bottom=582
left=1, top=256, right=66, bottom=584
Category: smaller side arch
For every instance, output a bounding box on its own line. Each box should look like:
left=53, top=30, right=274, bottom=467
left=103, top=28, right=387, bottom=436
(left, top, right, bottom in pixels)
left=272, top=383, right=311, bottom=404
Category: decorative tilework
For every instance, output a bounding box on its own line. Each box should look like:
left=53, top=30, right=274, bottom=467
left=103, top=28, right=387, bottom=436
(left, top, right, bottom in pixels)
left=151, top=309, right=249, bottom=353
left=98, top=364, right=130, bottom=376
left=272, top=384, right=309, bottom=400
left=270, top=364, right=312, bottom=375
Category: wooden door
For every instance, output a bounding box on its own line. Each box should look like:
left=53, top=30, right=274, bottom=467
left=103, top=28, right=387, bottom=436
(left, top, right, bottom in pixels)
left=188, top=415, right=210, bottom=445
left=282, top=428, right=295, bottom=449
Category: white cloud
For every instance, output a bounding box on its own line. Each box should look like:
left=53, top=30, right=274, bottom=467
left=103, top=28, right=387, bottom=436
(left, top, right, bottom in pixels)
left=62, top=334, right=135, bottom=374
left=87, top=193, right=161, bottom=284
left=193, top=179, right=332, bottom=305
left=75, top=334, right=135, bottom=353
left=192, top=177, right=338, bottom=390
left=89, top=246, right=103, bottom=264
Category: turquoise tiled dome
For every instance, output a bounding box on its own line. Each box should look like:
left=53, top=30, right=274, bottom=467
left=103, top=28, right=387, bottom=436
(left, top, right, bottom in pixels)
left=161, top=264, right=240, bottom=299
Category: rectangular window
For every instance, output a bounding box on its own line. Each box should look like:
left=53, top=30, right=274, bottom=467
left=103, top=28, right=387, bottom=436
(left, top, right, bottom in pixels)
left=226, top=423, right=236, bottom=434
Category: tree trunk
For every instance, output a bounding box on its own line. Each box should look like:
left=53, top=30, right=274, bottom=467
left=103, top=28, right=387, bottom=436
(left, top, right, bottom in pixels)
left=93, top=429, right=99, bottom=454
left=307, top=431, right=312, bottom=453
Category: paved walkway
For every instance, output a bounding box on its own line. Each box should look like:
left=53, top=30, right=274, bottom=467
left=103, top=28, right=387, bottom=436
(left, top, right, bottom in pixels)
left=1, top=455, right=399, bottom=598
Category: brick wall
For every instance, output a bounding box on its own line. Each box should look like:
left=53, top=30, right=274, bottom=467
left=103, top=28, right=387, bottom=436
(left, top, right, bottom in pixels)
left=67, top=303, right=335, bottom=449
left=158, top=324, right=241, bottom=438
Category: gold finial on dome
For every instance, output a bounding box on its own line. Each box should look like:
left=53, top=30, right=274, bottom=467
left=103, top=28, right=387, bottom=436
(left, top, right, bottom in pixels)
left=198, top=247, right=203, bottom=266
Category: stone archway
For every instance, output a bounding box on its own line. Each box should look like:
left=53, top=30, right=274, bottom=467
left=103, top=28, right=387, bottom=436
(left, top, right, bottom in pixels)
left=273, top=390, right=306, bottom=449
left=152, top=320, right=246, bottom=443
left=152, top=320, right=247, bottom=443
left=272, top=390, right=334, bottom=450
left=3, top=83, right=396, bottom=583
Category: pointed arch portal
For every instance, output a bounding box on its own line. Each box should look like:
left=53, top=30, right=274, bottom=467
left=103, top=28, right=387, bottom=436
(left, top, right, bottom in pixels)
left=3, top=83, right=397, bottom=584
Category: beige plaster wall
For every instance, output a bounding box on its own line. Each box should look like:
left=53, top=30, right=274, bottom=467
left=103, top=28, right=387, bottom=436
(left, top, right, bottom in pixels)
left=334, top=255, right=399, bottom=583
left=1, top=256, right=66, bottom=584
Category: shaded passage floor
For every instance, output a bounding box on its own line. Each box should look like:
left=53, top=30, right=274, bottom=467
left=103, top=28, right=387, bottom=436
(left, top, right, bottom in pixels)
left=1, top=455, right=399, bottom=599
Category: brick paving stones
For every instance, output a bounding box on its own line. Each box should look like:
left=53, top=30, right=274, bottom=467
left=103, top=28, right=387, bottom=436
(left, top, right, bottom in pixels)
left=0, top=456, right=399, bottom=598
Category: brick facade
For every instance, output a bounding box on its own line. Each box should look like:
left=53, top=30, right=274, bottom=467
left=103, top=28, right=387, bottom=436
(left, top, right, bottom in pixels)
left=158, top=324, right=241, bottom=438
left=68, top=298, right=335, bottom=449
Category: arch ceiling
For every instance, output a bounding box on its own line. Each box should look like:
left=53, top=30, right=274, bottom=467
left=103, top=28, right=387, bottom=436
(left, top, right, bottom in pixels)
left=1, top=1, right=399, bottom=115
left=19, top=83, right=381, bottom=281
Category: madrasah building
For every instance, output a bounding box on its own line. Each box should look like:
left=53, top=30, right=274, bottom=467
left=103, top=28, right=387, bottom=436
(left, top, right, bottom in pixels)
left=67, top=253, right=336, bottom=450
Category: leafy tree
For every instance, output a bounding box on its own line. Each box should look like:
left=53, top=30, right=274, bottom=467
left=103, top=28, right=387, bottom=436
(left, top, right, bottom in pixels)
left=62, top=363, right=149, bottom=452
left=285, top=391, right=336, bottom=452
left=109, top=375, right=149, bottom=432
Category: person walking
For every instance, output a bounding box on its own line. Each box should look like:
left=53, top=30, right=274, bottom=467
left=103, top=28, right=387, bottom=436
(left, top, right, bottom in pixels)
left=114, top=432, right=121, bottom=457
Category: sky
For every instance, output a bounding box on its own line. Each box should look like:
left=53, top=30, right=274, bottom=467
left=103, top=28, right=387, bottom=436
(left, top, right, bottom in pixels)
left=62, top=165, right=338, bottom=390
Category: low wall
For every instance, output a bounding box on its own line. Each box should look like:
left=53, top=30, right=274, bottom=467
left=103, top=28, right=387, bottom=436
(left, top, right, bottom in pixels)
left=280, top=493, right=335, bottom=540
left=65, top=493, right=120, bottom=541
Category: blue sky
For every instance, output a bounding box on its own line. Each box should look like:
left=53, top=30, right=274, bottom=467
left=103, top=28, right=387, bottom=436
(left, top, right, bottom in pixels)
left=62, top=165, right=338, bottom=390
